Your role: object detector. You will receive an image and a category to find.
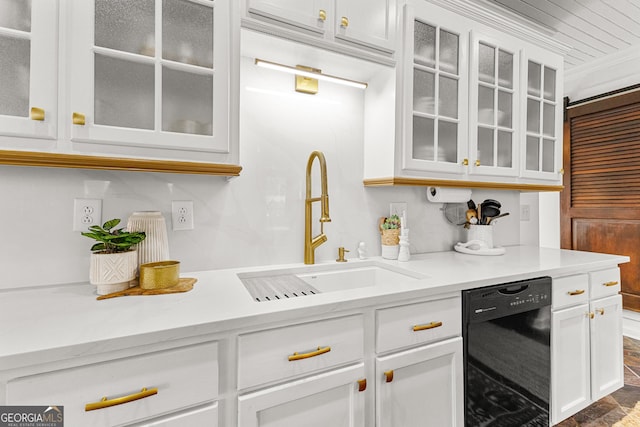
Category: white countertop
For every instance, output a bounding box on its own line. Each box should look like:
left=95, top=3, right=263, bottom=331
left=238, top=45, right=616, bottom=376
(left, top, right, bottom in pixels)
left=0, top=246, right=629, bottom=371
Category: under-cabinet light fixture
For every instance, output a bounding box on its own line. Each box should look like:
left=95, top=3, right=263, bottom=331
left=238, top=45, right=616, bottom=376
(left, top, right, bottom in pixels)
left=254, top=58, right=368, bottom=94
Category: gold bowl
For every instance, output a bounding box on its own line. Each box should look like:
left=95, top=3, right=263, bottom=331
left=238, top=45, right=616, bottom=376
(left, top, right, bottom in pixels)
left=139, top=261, right=180, bottom=290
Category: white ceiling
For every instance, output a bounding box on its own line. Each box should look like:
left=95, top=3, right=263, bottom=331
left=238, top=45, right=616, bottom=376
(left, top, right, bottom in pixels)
left=489, top=0, right=640, bottom=70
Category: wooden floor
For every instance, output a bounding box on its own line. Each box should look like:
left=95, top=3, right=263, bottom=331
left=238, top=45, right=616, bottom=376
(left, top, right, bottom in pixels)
left=555, top=336, right=640, bottom=426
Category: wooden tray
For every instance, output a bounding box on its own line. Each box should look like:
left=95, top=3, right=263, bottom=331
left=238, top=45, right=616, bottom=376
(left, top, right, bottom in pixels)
left=97, top=278, right=197, bottom=300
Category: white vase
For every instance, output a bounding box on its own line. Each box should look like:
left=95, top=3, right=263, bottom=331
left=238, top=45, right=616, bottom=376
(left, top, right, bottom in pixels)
left=126, top=211, right=170, bottom=268
left=89, top=250, right=138, bottom=295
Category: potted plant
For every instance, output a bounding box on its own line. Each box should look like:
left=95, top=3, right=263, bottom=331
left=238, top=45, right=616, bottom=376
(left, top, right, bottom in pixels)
left=81, top=219, right=146, bottom=295
left=379, top=215, right=401, bottom=259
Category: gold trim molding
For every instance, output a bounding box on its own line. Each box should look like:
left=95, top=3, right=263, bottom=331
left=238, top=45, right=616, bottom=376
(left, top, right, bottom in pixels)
left=0, top=150, right=242, bottom=176
left=363, top=177, right=563, bottom=192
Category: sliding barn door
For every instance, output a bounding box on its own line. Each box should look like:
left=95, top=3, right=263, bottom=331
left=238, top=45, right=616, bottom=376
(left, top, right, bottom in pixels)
left=561, top=90, right=640, bottom=311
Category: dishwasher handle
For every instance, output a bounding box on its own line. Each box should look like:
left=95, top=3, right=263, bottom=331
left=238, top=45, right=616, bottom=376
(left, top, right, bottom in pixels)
left=498, top=284, right=529, bottom=295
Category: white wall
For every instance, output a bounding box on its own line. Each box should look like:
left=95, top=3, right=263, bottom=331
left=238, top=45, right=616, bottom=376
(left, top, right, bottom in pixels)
left=1, top=42, right=521, bottom=290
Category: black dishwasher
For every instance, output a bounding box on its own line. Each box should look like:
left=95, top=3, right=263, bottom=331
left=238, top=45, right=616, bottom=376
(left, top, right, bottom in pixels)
left=463, top=277, right=552, bottom=427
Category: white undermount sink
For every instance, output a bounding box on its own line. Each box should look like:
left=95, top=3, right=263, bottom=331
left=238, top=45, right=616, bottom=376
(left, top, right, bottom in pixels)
left=238, top=261, right=425, bottom=302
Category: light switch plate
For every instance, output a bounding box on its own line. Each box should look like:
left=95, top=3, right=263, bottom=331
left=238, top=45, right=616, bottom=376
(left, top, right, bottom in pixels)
left=389, top=202, right=407, bottom=219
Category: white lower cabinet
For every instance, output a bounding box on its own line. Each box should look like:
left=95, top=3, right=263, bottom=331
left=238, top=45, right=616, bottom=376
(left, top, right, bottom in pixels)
left=376, top=338, right=463, bottom=427
left=238, top=363, right=366, bottom=427
left=6, top=341, right=219, bottom=427
left=551, top=269, right=624, bottom=425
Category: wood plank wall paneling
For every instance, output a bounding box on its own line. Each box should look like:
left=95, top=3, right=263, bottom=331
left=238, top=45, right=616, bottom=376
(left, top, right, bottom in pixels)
left=563, top=89, right=640, bottom=311
left=570, top=102, right=640, bottom=208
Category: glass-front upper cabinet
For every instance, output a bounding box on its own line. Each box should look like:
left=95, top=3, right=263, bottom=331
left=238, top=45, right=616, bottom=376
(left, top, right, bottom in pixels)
left=401, top=3, right=468, bottom=174
left=521, top=50, right=563, bottom=180
left=69, top=0, right=231, bottom=155
left=469, top=32, right=519, bottom=177
left=0, top=0, right=57, bottom=140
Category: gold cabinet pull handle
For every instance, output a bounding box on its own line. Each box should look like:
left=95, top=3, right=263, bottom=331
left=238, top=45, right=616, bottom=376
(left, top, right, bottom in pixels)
left=288, top=346, right=331, bottom=361
left=568, top=289, right=585, bottom=296
left=603, top=281, right=619, bottom=287
left=319, top=9, right=326, bottom=21
left=85, top=387, right=158, bottom=411
left=357, top=378, right=367, bottom=392
left=341, top=16, right=349, bottom=27
left=475, top=159, right=481, bottom=166
left=413, top=321, right=443, bottom=332
left=462, top=158, right=469, bottom=166
left=30, top=107, right=45, bottom=121
left=73, top=112, right=86, bottom=126
left=384, top=370, right=394, bottom=383
left=597, top=308, right=605, bottom=316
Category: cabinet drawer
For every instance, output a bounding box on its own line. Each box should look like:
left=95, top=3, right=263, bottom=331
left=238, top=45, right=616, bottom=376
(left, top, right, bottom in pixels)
left=238, top=315, right=364, bottom=390
left=375, top=297, right=461, bottom=354
left=7, top=342, right=218, bottom=427
left=590, top=268, right=621, bottom=300
left=553, top=274, right=589, bottom=310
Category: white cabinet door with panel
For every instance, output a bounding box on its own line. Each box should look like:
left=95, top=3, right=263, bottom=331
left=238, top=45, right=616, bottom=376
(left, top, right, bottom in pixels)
left=68, top=0, right=232, bottom=157
left=238, top=364, right=366, bottom=427
left=376, top=338, right=463, bottom=427
left=590, top=294, right=623, bottom=401
left=334, top=0, right=396, bottom=53
left=0, top=0, right=57, bottom=140
left=245, top=0, right=328, bottom=35
left=400, top=2, right=468, bottom=175
left=520, top=45, right=563, bottom=181
left=468, top=31, right=519, bottom=177
left=551, top=301, right=591, bottom=423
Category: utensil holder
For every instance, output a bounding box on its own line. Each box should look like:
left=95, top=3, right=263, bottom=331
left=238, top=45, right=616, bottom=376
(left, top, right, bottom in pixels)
left=467, top=225, right=493, bottom=248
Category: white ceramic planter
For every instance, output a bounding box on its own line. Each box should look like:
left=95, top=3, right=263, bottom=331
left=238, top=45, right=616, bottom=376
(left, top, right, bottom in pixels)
left=89, top=250, right=138, bottom=295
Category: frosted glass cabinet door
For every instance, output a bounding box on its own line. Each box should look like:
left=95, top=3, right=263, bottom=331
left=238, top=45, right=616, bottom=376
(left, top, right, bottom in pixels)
left=69, top=0, right=231, bottom=154
left=521, top=53, right=563, bottom=180
left=402, top=3, right=467, bottom=174
left=0, top=0, right=57, bottom=140
left=469, top=32, right=518, bottom=177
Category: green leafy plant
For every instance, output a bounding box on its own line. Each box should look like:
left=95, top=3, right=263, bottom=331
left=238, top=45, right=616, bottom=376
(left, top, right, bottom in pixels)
left=381, top=214, right=401, bottom=230
left=81, top=219, right=146, bottom=254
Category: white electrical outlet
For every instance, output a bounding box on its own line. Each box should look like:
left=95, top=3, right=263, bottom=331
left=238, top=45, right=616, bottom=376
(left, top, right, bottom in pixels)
left=521, top=204, right=531, bottom=222
left=172, top=200, right=194, bottom=231
left=73, top=199, right=102, bottom=231
left=389, top=202, right=407, bottom=219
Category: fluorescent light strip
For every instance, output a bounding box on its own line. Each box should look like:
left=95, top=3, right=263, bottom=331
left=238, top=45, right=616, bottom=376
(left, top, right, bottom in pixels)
left=254, top=58, right=368, bottom=90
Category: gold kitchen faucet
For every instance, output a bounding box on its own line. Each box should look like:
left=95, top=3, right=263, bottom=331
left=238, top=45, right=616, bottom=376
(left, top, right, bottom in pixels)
left=304, top=151, right=331, bottom=264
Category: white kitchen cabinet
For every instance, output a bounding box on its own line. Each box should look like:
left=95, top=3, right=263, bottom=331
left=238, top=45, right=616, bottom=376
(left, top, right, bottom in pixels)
left=400, top=2, right=468, bottom=175
left=68, top=0, right=233, bottom=157
left=468, top=30, right=520, bottom=177
left=519, top=45, right=564, bottom=181
left=364, top=0, right=566, bottom=190
left=242, top=0, right=396, bottom=56
left=375, top=296, right=463, bottom=427
left=376, top=338, right=463, bottom=427
left=238, top=364, right=366, bottom=427
left=6, top=341, right=219, bottom=427
left=0, top=0, right=57, bottom=140
left=551, top=270, right=624, bottom=425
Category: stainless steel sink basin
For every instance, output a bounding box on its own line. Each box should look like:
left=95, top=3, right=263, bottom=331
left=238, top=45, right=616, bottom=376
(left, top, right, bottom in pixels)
left=238, top=261, right=424, bottom=302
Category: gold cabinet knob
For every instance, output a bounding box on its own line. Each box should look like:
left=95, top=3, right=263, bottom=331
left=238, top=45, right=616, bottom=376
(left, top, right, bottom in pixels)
left=72, top=112, right=86, bottom=126
left=30, top=107, right=45, bottom=121
left=559, top=168, right=565, bottom=175
left=357, top=378, right=367, bottom=392
left=589, top=312, right=595, bottom=319
left=475, top=160, right=481, bottom=167
left=462, top=158, right=469, bottom=166
left=384, top=370, right=394, bottom=383
left=341, top=16, right=349, bottom=27
left=597, top=308, right=605, bottom=316
left=318, top=9, right=326, bottom=21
